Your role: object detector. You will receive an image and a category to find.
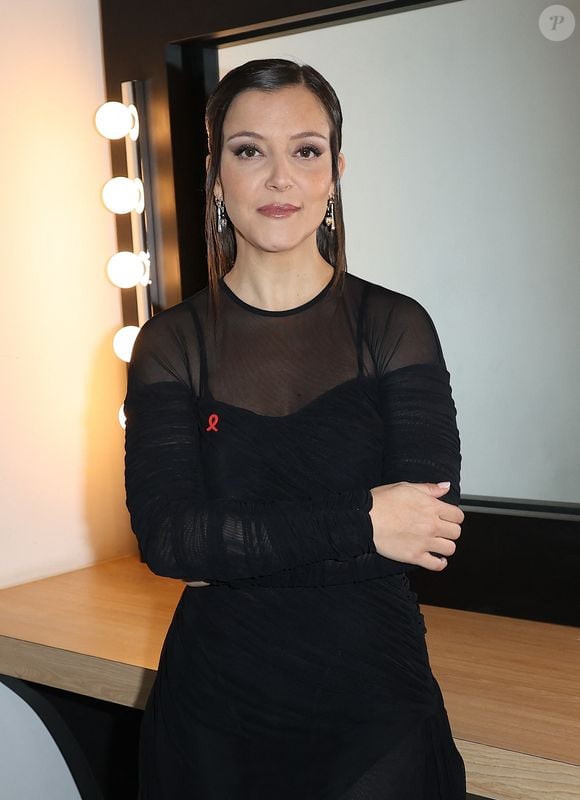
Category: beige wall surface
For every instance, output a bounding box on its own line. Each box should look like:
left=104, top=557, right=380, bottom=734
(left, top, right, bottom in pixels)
left=0, top=0, right=136, bottom=587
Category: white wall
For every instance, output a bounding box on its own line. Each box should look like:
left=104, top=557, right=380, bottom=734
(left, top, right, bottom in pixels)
left=219, top=0, right=580, bottom=505
left=0, top=0, right=136, bottom=587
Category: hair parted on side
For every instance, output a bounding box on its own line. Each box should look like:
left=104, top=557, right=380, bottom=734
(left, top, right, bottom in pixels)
left=204, top=58, right=348, bottom=322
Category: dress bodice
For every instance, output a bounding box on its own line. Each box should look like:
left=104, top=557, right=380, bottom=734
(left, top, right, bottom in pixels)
left=123, top=271, right=461, bottom=588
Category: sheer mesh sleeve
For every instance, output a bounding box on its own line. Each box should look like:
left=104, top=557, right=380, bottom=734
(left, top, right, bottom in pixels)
left=124, top=315, right=377, bottom=583
left=370, top=293, right=462, bottom=507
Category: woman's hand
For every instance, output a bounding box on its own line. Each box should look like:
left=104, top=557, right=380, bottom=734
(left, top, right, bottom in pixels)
left=369, top=481, right=464, bottom=571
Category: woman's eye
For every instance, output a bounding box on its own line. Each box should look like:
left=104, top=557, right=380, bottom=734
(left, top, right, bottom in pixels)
left=296, top=145, right=322, bottom=159
left=234, top=144, right=260, bottom=159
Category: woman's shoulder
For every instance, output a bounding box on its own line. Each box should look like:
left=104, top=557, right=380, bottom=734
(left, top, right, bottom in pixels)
left=344, top=271, right=444, bottom=369
left=128, top=288, right=210, bottom=386
left=137, top=285, right=209, bottom=338
left=344, top=271, right=432, bottom=322
left=128, top=289, right=209, bottom=378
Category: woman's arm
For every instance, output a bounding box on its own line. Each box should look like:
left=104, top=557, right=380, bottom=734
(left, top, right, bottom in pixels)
left=369, top=290, right=462, bottom=571
left=366, top=288, right=461, bottom=502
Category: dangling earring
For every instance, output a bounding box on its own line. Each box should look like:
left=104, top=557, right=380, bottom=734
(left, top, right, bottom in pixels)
left=215, top=197, right=227, bottom=233
left=325, top=196, right=336, bottom=232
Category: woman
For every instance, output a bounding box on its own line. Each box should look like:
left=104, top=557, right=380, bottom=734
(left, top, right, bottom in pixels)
left=124, top=58, right=466, bottom=798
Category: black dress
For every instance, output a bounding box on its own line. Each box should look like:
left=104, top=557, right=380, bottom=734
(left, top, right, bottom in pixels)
left=124, top=270, right=466, bottom=799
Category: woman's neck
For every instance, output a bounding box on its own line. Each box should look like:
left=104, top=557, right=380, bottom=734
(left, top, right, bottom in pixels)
left=224, top=243, right=334, bottom=312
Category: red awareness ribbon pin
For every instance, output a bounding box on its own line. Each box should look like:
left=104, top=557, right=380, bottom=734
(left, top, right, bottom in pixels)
left=206, top=413, right=219, bottom=432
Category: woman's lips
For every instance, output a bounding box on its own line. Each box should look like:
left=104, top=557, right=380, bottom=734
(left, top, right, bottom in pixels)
left=257, top=204, right=300, bottom=218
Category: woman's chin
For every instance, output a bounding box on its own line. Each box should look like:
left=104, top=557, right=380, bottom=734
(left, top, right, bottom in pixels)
left=243, top=232, right=317, bottom=256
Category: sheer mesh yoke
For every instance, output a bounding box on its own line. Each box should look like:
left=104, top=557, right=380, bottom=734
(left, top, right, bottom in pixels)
left=124, top=271, right=465, bottom=798
left=126, top=270, right=444, bottom=407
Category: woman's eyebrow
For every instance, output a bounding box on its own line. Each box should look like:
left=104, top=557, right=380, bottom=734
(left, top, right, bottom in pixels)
left=290, top=131, right=328, bottom=141
left=226, top=130, right=264, bottom=142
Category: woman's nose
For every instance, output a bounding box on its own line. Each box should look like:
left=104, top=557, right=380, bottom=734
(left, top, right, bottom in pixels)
left=265, top=154, right=293, bottom=191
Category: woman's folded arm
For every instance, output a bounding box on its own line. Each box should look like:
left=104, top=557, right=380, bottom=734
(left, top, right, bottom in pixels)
left=124, top=379, right=377, bottom=582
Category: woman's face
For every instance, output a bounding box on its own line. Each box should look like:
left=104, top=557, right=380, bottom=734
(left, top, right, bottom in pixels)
left=216, top=85, right=344, bottom=258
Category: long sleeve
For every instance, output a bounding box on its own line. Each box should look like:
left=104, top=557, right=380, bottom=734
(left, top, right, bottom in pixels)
left=368, top=292, right=461, bottom=575
left=123, top=315, right=377, bottom=583
left=379, top=363, right=461, bottom=504
left=372, top=292, right=462, bottom=508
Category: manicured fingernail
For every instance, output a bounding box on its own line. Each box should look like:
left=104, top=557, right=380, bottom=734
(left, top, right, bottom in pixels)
left=437, top=481, right=450, bottom=488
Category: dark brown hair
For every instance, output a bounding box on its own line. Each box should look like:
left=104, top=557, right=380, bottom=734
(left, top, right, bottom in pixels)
left=204, top=58, right=347, bottom=321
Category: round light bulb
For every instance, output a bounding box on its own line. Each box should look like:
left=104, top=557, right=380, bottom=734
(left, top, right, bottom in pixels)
left=118, top=403, right=127, bottom=430
left=102, top=177, right=144, bottom=214
left=107, top=252, right=146, bottom=289
left=95, top=102, right=139, bottom=140
left=113, top=325, right=140, bottom=362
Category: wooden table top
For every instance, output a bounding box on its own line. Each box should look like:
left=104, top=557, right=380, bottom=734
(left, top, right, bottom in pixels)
left=1, top=554, right=578, bottom=770
left=0, top=556, right=181, bottom=672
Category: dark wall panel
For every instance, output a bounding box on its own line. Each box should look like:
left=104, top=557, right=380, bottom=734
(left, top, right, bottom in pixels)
left=409, top=512, right=579, bottom=628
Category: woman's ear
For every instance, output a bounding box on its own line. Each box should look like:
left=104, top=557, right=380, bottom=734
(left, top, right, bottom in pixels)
left=213, top=173, right=223, bottom=200
left=331, top=153, right=346, bottom=197
left=207, top=156, right=223, bottom=199
left=337, top=152, right=346, bottom=181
